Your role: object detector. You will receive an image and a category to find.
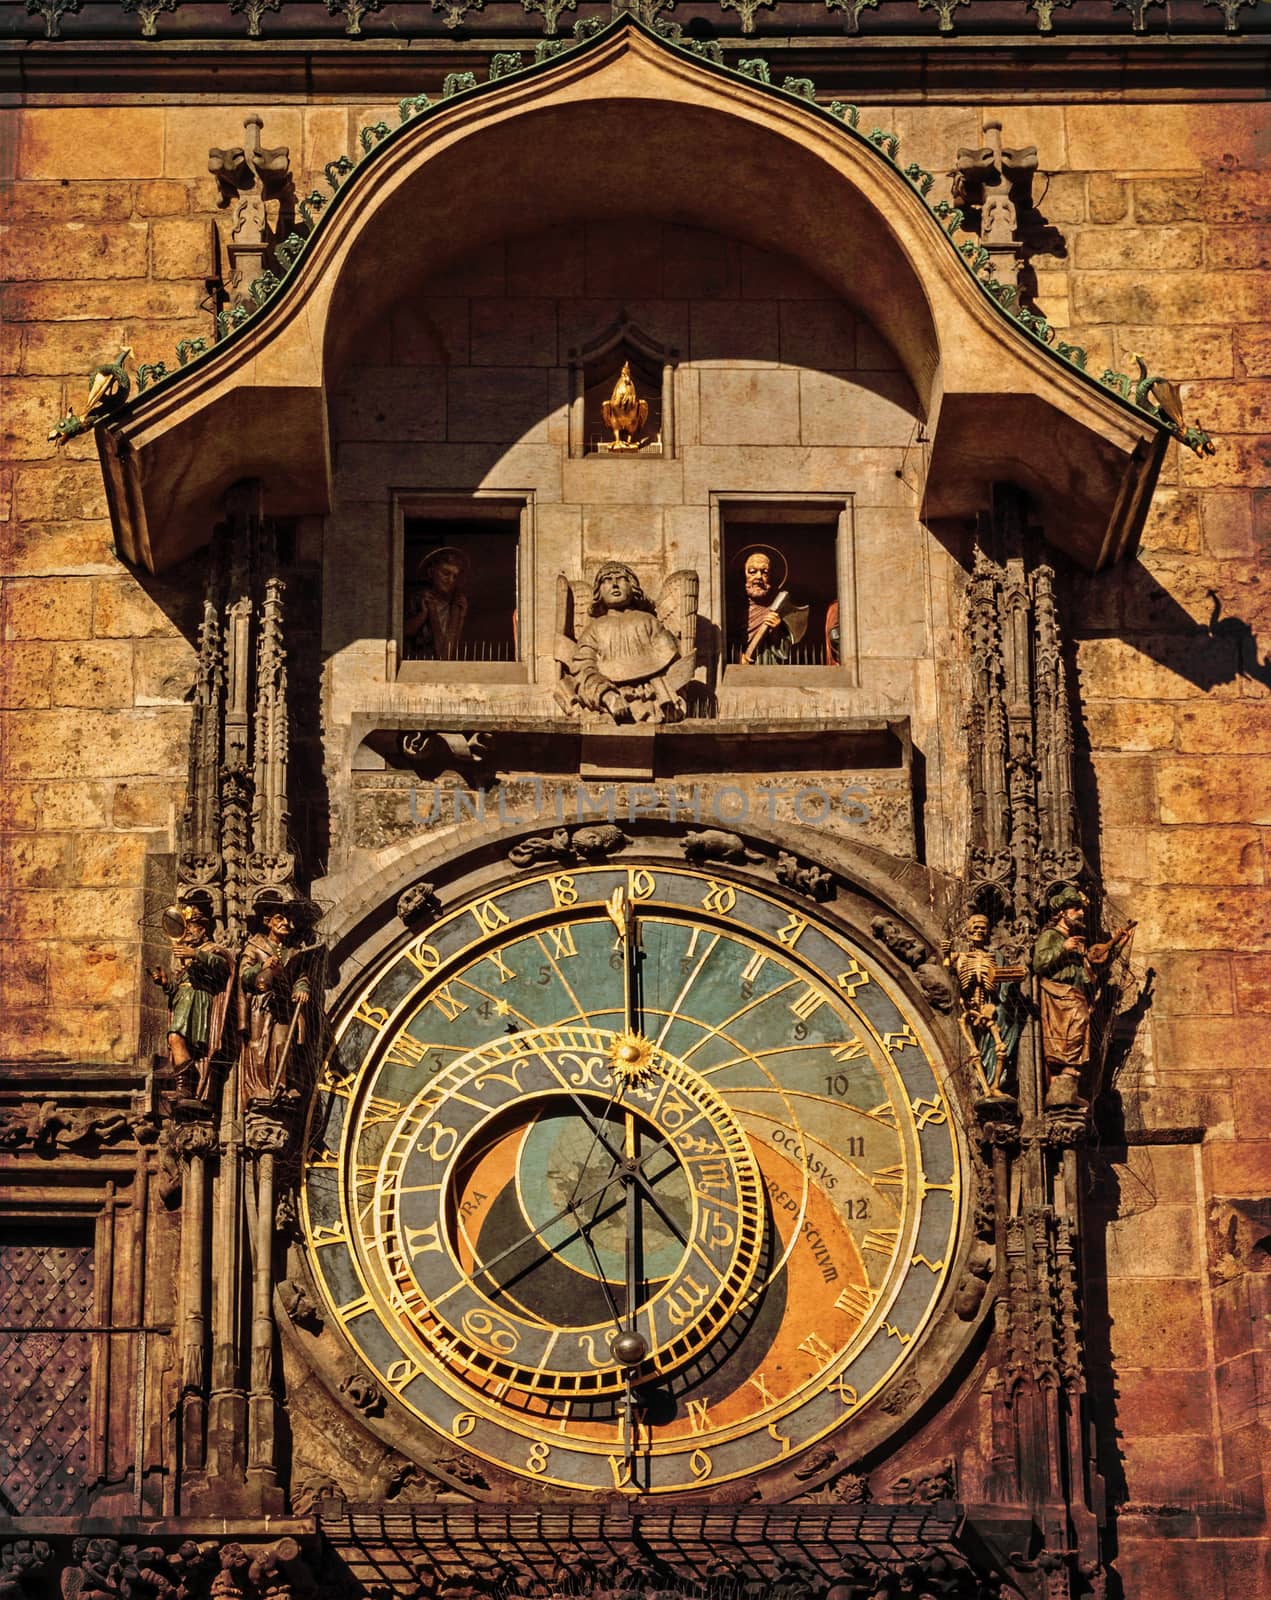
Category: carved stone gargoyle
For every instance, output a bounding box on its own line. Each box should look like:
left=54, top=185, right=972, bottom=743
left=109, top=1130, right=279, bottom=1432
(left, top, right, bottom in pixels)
left=554, top=561, right=699, bottom=724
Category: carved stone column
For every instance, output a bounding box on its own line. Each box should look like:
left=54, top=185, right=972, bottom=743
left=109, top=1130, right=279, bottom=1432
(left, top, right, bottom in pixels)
left=172, top=1108, right=218, bottom=1478
left=245, top=1102, right=295, bottom=1512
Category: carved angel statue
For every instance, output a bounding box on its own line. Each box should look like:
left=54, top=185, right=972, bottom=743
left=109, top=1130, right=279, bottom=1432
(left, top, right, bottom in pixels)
left=555, top=562, right=698, bottom=725
left=601, top=361, right=649, bottom=451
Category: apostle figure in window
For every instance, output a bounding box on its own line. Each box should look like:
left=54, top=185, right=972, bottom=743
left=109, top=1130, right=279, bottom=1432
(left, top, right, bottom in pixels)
left=237, top=892, right=316, bottom=1109
left=733, top=546, right=809, bottom=665
left=405, top=546, right=469, bottom=661
left=556, top=562, right=698, bottom=724
left=150, top=895, right=233, bottom=1102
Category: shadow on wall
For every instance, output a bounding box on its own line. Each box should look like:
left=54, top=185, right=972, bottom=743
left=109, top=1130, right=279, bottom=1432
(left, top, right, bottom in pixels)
left=1074, top=563, right=1271, bottom=694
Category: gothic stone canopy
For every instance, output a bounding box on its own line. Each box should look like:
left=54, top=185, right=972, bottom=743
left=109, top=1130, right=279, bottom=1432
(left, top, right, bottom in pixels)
left=97, top=19, right=1168, bottom=577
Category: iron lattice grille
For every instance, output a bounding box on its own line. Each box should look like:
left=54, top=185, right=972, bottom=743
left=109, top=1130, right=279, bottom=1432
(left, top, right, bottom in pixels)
left=0, top=1235, right=96, bottom=1514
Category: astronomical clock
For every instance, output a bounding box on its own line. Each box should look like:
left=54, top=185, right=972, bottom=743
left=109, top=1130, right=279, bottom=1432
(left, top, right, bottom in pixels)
left=300, top=855, right=965, bottom=1498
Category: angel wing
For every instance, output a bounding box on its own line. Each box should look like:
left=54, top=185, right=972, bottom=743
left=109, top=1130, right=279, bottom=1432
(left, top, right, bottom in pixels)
left=554, top=571, right=577, bottom=663
left=655, top=569, right=699, bottom=694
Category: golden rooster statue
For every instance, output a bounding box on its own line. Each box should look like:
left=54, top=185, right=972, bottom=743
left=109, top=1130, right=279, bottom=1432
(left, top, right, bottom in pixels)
left=601, top=360, right=649, bottom=451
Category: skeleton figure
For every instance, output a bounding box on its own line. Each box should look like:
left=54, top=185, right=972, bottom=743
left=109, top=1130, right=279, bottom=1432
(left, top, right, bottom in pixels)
left=946, top=913, right=1027, bottom=1098
left=555, top=562, right=698, bottom=724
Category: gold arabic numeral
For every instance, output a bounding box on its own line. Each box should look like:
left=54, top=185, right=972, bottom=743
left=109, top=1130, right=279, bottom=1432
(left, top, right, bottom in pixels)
left=317, top=1062, right=351, bottom=1097
left=608, top=1454, right=635, bottom=1491
left=430, top=985, right=468, bottom=1023
left=665, top=1275, right=711, bottom=1328
left=309, top=1223, right=347, bottom=1248
left=354, top=1001, right=390, bottom=1030
left=486, top=948, right=517, bottom=984
left=697, top=1207, right=735, bottom=1251
left=833, top=1375, right=859, bottom=1408
left=689, top=1448, right=713, bottom=1482
left=862, top=1227, right=900, bottom=1257
left=701, top=879, right=736, bottom=915
left=883, top=1321, right=912, bottom=1345
left=336, top=1292, right=375, bottom=1321
left=686, top=1398, right=711, bottom=1434
left=527, top=1441, right=550, bottom=1475
left=549, top=874, right=579, bottom=909
left=383, top=1031, right=428, bottom=1069
left=627, top=868, right=656, bottom=901
left=470, top=898, right=511, bottom=936
left=882, top=1026, right=919, bottom=1056
left=834, top=1282, right=878, bottom=1321
left=747, top=1370, right=778, bottom=1407
left=384, top=1357, right=421, bottom=1391
left=404, top=1221, right=442, bottom=1255
left=829, top=1035, right=867, bottom=1061
left=911, top=1253, right=946, bottom=1273
left=776, top=912, right=808, bottom=949
left=911, top=1095, right=949, bottom=1129
left=872, top=1163, right=905, bottom=1193
left=451, top=1412, right=477, bottom=1439
left=790, top=985, right=825, bottom=1023
left=403, top=938, right=441, bottom=977
left=461, top=1308, right=520, bottom=1356
left=835, top=960, right=870, bottom=998
left=417, top=1121, right=459, bottom=1162
left=766, top=1421, right=792, bottom=1455
left=797, top=1330, right=837, bottom=1366
left=546, top=924, right=578, bottom=960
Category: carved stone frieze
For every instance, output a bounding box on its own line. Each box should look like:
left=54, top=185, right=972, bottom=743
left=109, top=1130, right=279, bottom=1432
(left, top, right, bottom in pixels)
left=506, top=824, right=628, bottom=866
left=397, top=879, right=441, bottom=928
left=869, top=915, right=954, bottom=1012
left=0, top=1101, right=154, bottom=1155
left=680, top=829, right=762, bottom=866
left=888, top=1456, right=957, bottom=1503
left=774, top=850, right=835, bottom=902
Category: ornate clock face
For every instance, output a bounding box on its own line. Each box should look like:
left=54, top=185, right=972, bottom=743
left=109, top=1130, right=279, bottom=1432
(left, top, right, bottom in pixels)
left=302, top=862, right=961, bottom=1495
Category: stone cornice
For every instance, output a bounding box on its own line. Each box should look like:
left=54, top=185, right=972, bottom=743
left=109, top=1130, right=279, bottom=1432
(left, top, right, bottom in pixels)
left=4, top=34, right=1269, bottom=98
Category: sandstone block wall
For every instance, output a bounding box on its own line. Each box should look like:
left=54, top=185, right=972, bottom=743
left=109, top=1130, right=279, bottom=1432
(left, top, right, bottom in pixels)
left=1, top=91, right=1268, bottom=1592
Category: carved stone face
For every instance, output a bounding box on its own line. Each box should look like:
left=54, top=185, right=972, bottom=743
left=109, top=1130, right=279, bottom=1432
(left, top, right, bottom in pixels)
left=429, top=559, right=462, bottom=597
left=965, top=914, right=989, bottom=946
left=744, top=553, right=773, bottom=603
left=1057, top=905, right=1085, bottom=936
left=598, top=568, right=634, bottom=610
left=267, top=911, right=294, bottom=942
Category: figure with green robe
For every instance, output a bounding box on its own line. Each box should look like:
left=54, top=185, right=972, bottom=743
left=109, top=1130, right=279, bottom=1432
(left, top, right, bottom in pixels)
left=150, top=899, right=233, bottom=1101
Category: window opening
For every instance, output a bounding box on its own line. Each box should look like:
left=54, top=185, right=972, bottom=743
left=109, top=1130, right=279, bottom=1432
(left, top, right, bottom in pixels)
left=723, top=515, right=842, bottom=668
left=403, top=517, right=519, bottom=663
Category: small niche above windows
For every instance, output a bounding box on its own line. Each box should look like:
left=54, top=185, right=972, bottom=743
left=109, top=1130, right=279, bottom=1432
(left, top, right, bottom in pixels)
left=569, top=318, right=677, bottom=459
